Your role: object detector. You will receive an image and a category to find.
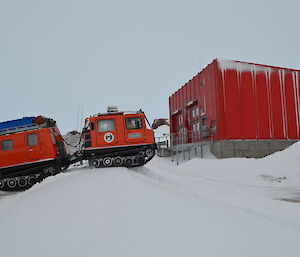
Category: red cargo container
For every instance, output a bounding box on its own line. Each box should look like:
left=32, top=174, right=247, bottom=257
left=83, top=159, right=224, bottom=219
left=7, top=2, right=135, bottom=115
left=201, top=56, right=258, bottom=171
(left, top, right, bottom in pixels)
left=169, top=59, right=300, bottom=158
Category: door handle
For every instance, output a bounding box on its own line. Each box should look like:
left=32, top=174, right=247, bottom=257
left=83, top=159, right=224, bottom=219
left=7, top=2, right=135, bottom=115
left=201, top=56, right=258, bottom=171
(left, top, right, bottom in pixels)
left=28, top=149, right=33, bottom=152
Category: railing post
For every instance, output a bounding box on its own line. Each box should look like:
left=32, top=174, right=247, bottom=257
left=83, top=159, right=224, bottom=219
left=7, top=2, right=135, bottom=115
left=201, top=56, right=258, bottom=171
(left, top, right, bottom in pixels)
left=176, top=145, right=179, bottom=165
left=171, top=133, right=174, bottom=162
left=169, top=130, right=212, bottom=164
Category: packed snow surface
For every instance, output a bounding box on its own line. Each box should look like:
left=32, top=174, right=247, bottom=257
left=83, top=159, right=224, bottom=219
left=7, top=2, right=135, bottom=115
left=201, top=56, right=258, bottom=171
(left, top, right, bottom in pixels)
left=1, top=143, right=300, bottom=257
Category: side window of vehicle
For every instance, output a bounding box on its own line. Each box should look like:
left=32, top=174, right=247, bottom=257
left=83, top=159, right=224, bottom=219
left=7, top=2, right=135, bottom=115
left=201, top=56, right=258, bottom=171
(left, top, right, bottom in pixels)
left=1, top=140, right=13, bottom=151
left=50, top=133, right=56, bottom=144
left=126, top=118, right=143, bottom=130
left=27, top=134, right=38, bottom=146
left=90, top=122, right=95, bottom=131
left=98, top=120, right=115, bottom=132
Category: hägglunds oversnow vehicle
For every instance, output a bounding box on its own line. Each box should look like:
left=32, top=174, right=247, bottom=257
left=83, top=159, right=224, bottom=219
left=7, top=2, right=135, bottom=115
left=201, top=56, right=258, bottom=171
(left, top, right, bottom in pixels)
left=0, top=116, right=69, bottom=191
left=0, top=107, right=156, bottom=191
left=81, top=106, right=156, bottom=168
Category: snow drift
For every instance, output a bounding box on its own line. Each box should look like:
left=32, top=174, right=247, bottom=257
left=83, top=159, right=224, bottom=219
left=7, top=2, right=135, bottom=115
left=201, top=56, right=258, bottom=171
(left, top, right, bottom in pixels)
left=0, top=142, right=300, bottom=257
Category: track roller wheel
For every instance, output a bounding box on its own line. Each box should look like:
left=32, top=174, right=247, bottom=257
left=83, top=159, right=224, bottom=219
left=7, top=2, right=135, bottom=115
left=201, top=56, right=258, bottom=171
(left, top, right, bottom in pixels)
left=103, top=157, right=113, bottom=167
left=91, top=159, right=101, bottom=168
left=28, top=176, right=37, bottom=186
left=47, top=167, right=57, bottom=175
left=18, top=177, right=27, bottom=188
left=113, top=157, right=123, bottom=166
left=124, top=157, right=134, bottom=167
left=135, top=156, right=145, bottom=166
left=145, top=148, right=155, bottom=158
left=0, top=179, right=5, bottom=189
left=61, top=164, right=70, bottom=171
left=7, top=178, right=17, bottom=189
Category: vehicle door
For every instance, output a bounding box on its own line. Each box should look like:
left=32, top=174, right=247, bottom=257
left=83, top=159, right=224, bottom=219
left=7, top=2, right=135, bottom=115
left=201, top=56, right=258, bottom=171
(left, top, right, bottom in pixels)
left=124, top=116, right=145, bottom=143
left=25, top=132, right=42, bottom=161
left=96, top=118, right=118, bottom=146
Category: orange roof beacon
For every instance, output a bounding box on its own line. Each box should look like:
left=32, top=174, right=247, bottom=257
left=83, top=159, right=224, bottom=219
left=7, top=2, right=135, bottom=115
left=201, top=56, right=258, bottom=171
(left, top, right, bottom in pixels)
left=0, top=116, right=69, bottom=191
left=81, top=106, right=157, bottom=168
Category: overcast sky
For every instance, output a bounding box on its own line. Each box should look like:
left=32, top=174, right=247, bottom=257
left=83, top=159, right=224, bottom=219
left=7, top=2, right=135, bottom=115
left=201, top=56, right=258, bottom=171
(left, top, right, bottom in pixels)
left=1, top=0, right=300, bottom=133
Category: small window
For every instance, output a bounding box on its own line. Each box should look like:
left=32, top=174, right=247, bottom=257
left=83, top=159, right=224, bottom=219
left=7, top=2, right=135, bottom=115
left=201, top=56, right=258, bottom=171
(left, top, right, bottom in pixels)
left=126, top=118, right=143, bottom=130
left=50, top=133, right=56, bottom=144
left=90, top=122, right=95, bottom=131
left=98, top=120, right=115, bottom=132
left=192, top=110, right=195, bottom=118
left=27, top=134, right=38, bottom=146
left=1, top=140, right=13, bottom=151
left=200, top=77, right=205, bottom=87
left=196, top=108, right=199, bottom=117
left=179, top=116, right=182, bottom=125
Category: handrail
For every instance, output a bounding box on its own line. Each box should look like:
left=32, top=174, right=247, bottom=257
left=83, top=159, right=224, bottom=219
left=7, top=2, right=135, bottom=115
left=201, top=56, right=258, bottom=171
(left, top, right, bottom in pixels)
left=170, top=130, right=209, bottom=146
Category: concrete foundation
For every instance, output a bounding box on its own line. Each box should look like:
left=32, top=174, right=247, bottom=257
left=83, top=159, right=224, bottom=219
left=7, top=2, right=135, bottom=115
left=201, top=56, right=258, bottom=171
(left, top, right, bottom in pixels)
left=210, top=140, right=298, bottom=159
left=157, top=147, right=172, bottom=157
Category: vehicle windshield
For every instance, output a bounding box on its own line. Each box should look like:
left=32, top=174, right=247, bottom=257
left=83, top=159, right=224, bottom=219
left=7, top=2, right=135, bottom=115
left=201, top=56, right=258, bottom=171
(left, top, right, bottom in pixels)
left=126, top=118, right=142, bottom=129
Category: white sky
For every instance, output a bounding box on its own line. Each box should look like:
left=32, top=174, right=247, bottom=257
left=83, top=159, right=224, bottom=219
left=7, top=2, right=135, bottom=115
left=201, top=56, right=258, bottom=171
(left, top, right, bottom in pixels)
left=1, top=0, right=300, bottom=133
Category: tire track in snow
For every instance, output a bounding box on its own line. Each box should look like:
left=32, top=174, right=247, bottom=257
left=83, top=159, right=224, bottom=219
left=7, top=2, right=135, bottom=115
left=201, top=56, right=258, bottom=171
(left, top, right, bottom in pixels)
left=129, top=164, right=300, bottom=230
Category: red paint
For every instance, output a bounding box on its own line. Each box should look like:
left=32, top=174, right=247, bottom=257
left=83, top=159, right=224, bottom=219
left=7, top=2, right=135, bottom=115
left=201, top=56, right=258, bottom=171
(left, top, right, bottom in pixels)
left=83, top=112, right=155, bottom=150
left=0, top=127, right=66, bottom=170
left=169, top=59, right=300, bottom=142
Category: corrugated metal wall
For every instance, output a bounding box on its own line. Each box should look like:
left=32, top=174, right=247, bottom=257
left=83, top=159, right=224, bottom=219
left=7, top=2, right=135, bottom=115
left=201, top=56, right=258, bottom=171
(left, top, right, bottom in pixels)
left=169, top=59, right=300, bottom=143
left=218, top=60, right=300, bottom=140
left=169, top=61, right=218, bottom=142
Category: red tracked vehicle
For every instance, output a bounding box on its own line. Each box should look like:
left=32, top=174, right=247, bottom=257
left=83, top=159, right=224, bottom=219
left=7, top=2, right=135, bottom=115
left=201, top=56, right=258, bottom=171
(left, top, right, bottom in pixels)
left=81, top=107, right=156, bottom=168
left=0, top=116, right=69, bottom=191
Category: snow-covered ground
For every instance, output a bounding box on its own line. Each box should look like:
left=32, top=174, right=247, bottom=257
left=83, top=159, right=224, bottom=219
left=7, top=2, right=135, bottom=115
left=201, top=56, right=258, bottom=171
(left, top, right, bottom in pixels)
left=0, top=143, right=300, bottom=257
